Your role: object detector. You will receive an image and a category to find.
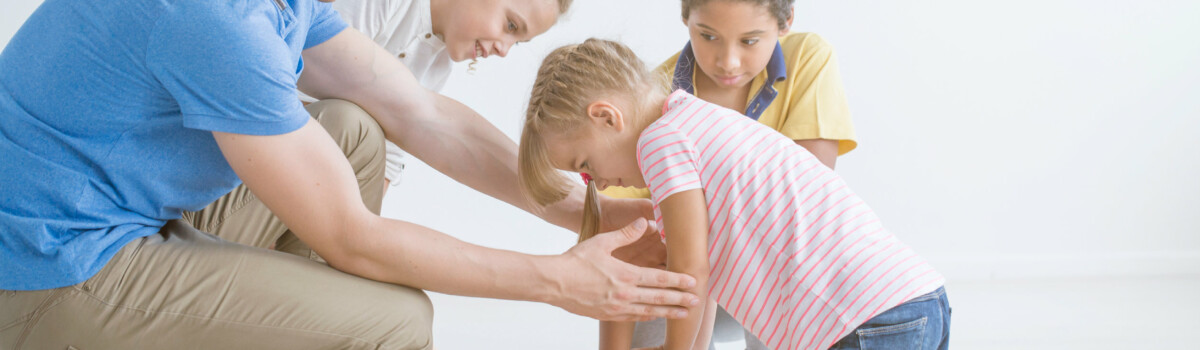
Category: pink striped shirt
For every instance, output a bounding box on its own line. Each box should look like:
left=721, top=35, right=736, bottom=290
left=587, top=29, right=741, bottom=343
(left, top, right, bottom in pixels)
left=638, top=90, right=943, bottom=350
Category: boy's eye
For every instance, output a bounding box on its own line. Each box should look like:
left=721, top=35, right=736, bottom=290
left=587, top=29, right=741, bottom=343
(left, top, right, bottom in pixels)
left=742, top=38, right=759, bottom=45
left=700, top=33, right=716, bottom=41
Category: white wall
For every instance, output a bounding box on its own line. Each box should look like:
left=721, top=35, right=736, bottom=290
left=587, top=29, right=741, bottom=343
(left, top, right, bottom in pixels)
left=5, top=0, right=1199, bottom=348
left=392, top=0, right=1200, bottom=280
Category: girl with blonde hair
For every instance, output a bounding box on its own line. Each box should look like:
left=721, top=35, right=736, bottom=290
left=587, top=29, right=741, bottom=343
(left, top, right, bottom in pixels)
left=519, top=38, right=949, bottom=350
left=603, top=0, right=863, bottom=347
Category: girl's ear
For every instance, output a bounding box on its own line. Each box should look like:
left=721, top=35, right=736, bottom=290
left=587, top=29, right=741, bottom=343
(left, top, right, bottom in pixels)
left=586, top=100, right=626, bottom=132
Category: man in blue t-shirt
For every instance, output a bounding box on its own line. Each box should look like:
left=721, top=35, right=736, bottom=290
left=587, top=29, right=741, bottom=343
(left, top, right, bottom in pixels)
left=0, top=0, right=701, bottom=347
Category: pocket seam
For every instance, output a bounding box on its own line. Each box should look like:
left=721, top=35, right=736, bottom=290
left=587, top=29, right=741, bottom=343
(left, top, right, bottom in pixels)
left=13, top=288, right=73, bottom=350
left=76, top=238, right=146, bottom=303
left=857, top=316, right=928, bottom=336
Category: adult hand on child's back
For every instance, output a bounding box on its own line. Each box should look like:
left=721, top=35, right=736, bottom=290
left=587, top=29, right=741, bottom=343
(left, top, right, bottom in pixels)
left=547, top=218, right=699, bottom=321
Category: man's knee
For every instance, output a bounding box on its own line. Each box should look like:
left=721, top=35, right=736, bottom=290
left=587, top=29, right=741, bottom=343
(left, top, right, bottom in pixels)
left=305, top=99, right=386, bottom=178
left=306, top=99, right=385, bottom=155
left=374, top=286, right=435, bottom=350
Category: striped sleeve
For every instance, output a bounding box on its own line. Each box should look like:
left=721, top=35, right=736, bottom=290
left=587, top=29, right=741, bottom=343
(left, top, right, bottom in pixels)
left=637, top=124, right=702, bottom=204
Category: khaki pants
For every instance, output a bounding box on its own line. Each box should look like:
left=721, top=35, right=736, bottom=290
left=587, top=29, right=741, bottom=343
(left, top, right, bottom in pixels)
left=0, top=100, right=433, bottom=350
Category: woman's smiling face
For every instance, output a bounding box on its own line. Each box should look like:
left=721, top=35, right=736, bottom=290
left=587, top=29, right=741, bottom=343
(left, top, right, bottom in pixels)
left=433, top=0, right=561, bottom=62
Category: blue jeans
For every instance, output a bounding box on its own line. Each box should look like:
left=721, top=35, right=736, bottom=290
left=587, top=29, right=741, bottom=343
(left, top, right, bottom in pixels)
left=828, top=287, right=952, bottom=350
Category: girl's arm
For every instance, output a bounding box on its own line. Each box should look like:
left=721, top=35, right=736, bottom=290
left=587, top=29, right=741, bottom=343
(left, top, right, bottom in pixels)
left=693, top=299, right=719, bottom=350
left=599, top=321, right=634, bottom=350
left=659, top=189, right=716, bottom=350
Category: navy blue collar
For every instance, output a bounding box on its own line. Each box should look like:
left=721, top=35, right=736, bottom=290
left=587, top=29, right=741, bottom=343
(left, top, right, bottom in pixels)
left=671, top=41, right=788, bottom=120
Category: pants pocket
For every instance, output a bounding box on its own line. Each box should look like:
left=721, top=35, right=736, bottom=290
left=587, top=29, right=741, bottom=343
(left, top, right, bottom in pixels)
left=857, top=316, right=928, bottom=350
left=75, top=236, right=148, bottom=304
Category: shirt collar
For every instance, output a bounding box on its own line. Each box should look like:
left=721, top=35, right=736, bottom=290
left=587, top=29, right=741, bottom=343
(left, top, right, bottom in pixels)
left=415, top=0, right=441, bottom=44
left=671, top=41, right=787, bottom=120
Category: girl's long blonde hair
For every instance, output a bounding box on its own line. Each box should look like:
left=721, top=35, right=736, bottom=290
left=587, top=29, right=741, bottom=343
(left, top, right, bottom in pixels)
left=517, top=38, right=668, bottom=241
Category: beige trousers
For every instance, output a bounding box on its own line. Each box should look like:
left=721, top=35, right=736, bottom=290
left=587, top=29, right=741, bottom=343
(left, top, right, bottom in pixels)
left=0, top=100, right=433, bottom=350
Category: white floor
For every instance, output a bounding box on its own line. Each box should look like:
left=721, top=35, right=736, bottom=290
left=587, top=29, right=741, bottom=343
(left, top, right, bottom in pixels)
left=381, top=159, right=1200, bottom=349
left=426, top=275, right=1200, bottom=349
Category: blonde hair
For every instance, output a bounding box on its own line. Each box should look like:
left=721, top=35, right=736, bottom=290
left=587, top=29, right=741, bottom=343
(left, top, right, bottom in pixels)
left=556, top=0, right=574, bottom=14
left=517, top=38, right=667, bottom=240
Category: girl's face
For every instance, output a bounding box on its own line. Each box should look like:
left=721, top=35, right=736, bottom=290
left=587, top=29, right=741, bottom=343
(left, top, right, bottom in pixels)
left=685, top=1, right=789, bottom=89
left=544, top=100, right=646, bottom=190
left=433, top=0, right=561, bottom=62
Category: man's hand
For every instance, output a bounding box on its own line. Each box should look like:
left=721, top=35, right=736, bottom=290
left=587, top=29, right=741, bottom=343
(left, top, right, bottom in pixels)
left=546, top=218, right=699, bottom=321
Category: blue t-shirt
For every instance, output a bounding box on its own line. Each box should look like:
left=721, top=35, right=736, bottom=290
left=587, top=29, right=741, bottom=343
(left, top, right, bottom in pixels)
left=0, top=0, right=347, bottom=290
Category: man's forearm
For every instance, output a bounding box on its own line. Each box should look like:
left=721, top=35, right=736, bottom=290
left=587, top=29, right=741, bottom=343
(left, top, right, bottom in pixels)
left=333, top=216, right=559, bottom=302
left=324, top=216, right=697, bottom=323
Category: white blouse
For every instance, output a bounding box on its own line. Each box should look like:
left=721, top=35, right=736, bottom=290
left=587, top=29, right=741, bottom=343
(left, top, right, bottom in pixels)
left=306, top=0, right=453, bottom=184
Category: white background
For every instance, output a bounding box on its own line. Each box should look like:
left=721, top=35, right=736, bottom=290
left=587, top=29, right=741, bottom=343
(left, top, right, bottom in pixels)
left=4, top=0, right=1199, bottom=348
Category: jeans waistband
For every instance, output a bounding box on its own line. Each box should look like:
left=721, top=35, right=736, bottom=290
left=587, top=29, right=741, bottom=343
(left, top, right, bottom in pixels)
left=902, top=286, right=946, bottom=304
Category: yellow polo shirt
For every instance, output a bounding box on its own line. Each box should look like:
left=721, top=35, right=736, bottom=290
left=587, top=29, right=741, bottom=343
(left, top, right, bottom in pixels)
left=602, top=32, right=856, bottom=199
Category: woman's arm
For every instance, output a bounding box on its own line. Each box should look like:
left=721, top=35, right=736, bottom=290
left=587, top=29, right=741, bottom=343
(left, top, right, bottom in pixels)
left=297, top=28, right=665, bottom=270
left=296, top=28, right=593, bottom=231
left=658, top=189, right=716, bottom=350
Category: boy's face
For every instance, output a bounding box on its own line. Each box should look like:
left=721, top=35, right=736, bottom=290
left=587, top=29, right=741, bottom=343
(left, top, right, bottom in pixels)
left=685, top=1, right=789, bottom=90
left=544, top=100, right=647, bottom=190
left=436, top=0, right=560, bottom=62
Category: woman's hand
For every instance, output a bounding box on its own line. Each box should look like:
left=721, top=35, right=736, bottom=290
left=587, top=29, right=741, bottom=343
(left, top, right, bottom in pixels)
left=598, top=195, right=654, bottom=233
left=598, top=195, right=668, bottom=269
left=544, top=218, right=699, bottom=321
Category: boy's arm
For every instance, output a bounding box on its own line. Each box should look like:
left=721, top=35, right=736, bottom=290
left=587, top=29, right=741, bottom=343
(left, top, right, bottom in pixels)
left=658, top=189, right=716, bottom=350
left=796, top=139, right=839, bottom=169
left=599, top=321, right=635, bottom=350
